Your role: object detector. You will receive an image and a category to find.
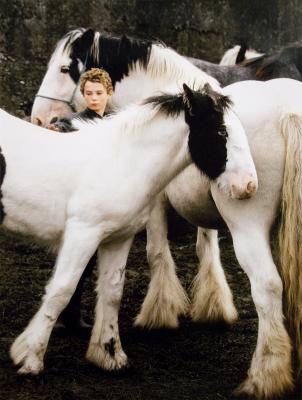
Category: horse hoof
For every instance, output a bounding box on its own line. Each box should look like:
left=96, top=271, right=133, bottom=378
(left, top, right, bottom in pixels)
left=10, top=329, right=45, bottom=375
left=17, top=362, right=44, bottom=375
left=86, top=342, right=128, bottom=371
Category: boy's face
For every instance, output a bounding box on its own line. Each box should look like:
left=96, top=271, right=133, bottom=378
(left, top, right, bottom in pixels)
left=83, top=81, right=110, bottom=115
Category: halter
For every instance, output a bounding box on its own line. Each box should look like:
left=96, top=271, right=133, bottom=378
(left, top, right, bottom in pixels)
left=35, top=56, right=88, bottom=113
left=34, top=93, right=78, bottom=113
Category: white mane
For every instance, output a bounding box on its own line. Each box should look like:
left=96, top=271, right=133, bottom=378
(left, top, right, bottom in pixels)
left=147, top=44, right=220, bottom=91
left=74, top=101, right=182, bottom=139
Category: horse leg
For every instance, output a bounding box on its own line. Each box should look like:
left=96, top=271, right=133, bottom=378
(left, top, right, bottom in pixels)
left=58, top=252, right=97, bottom=329
left=190, top=227, right=238, bottom=324
left=86, top=237, right=133, bottom=370
left=10, top=220, right=102, bottom=374
left=134, top=192, right=189, bottom=329
left=230, top=226, right=293, bottom=398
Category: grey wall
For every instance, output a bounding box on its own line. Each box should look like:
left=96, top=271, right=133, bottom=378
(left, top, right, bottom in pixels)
left=1, top=0, right=302, bottom=116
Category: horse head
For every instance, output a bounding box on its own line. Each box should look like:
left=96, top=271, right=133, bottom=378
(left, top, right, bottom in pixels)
left=31, top=28, right=96, bottom=126
left=31, top=28, right=152, bottom=127
left=147, top=84, right=257, bottom=200
left=183, top=83, right=257, bottom=199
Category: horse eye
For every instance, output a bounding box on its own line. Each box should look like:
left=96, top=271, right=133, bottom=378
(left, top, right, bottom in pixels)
left=218, top=130, right=228, bottom=137
left=60, top=66, right=70, bottom=73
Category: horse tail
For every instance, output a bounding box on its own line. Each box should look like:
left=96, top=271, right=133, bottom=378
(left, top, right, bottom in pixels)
left=278, top=111, right=302, bottom=379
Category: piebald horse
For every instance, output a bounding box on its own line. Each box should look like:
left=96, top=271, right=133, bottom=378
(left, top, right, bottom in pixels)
left=3, top=84, right=256, bottom=374
left=31, top=28, right=302, bottom=397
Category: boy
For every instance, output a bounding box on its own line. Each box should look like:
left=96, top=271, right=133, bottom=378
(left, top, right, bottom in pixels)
left=49, top=68, right=113, bottom=131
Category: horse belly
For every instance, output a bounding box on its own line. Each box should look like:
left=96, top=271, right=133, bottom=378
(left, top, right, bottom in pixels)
left=166, top=165, right=225, bottom=229
left=99, top=202, right=153, bottom=244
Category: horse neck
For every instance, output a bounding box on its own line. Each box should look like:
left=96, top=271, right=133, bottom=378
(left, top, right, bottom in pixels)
left=147, top=44, right=220, bottom=88
left=112, top=105, right=191, bottom=191
left=108, top=44, right=221, bottom=109
left=187, top=57, right=252, bottom=86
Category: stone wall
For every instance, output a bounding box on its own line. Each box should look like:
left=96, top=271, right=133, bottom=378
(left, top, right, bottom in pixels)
left=1, top=0, right=302, bottom=115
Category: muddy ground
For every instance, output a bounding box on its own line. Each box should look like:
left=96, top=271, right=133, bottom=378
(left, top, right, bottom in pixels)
left=0, top=52, right=301, bottom=400
left=0, top=224, right=301, bottom=400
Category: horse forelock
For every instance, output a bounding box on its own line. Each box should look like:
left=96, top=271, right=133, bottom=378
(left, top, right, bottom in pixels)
left=48, top=28, right=86, bottom=66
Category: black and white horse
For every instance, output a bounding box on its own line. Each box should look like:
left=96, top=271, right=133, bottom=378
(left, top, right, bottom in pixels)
left=1, top=84, right=255, bottom=374
left=30, top=28, right=302, bottom=397
left=31, top=28, right=220, bottom=126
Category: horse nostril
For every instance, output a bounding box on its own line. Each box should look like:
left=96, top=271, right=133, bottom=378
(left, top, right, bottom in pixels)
left=34, top=118, right=43, bottom=126
left=246, top=181, right=257, bottom=194
left=50, top=117, right=58, bottom=124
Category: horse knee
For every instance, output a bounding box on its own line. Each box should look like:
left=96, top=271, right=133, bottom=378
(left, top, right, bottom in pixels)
left=252, top=275, right=283, bottom=310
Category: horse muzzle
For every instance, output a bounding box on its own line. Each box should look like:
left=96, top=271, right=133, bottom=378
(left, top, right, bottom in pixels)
left=230, top=173, right=258, bottom=200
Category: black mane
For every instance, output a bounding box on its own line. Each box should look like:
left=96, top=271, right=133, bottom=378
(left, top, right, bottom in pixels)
left=144, top=93, right=184, bottom=117
left=144, top=85, right=232, bottom=118
left=69, top=29, right=153, bottom=86
left=97, top=34, right=152, bottom=85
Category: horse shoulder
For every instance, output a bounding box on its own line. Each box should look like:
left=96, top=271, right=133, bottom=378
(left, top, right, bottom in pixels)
left=165, top=165, right=223, bottom=228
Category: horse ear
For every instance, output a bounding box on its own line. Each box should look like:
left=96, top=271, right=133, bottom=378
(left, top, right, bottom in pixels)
left=183, top=83, right=194, bottom=114
left=236, top=43, right=248, bottom=64
left=72, top=28, right=95, bottom=59
left=202, top=83, right=232, bottom=111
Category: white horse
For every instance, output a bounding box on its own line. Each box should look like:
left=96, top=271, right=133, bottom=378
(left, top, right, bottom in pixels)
left=139, top=78, right=302, bottom=399
left=30, top=29, right=301, bottom=397
left=3, top=85, right=256, bottom=375
left=219, top=44, right=264, bottom=65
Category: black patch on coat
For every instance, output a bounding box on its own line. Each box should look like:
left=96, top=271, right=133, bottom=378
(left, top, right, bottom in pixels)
left=145, top=84, right=231, bottom=180
left=0, top=147, right=6, bottom=223
left=68, top=29, right=152, bottom=87
left=104, top=338, right=116, bottom=357
left=68, top=58, right=82, bottom=84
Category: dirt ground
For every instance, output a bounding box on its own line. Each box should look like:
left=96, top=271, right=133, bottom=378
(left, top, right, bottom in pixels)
left=0, top=53, right=301, bottom=400
left=0, top=223, right=301, bottom=400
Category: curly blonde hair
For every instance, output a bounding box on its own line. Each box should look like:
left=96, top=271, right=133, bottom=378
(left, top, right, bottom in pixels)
left=80, top=68, right=113, bottom=95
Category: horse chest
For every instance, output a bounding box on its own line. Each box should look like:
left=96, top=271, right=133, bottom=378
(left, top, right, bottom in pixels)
left=166, top=165, right=225, bottom=229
